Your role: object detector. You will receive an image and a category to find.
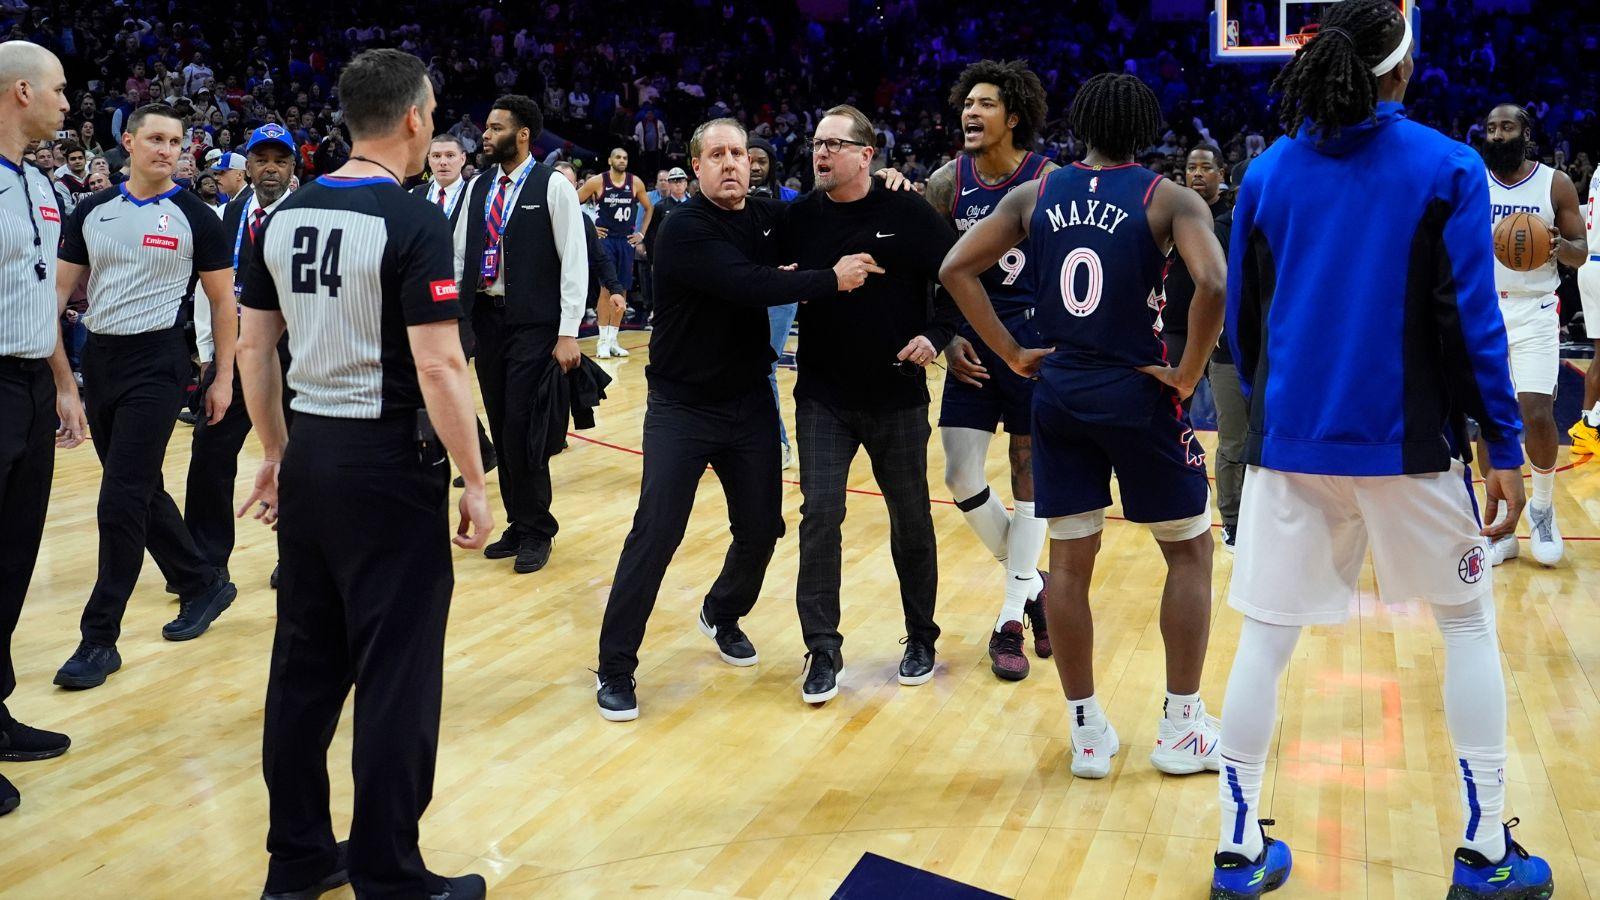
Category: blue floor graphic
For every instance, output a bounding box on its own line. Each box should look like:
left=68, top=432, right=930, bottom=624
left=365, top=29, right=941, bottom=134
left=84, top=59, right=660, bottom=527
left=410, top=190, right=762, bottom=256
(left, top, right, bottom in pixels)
left=833, top=853, right=1010, bottom=900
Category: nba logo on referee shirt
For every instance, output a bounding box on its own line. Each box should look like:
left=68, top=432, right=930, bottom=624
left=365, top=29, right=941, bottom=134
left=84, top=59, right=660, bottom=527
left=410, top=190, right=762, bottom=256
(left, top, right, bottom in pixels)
left=156, top=214, right=170, bottom=232
left=1458, top=546, right=1486, bottom=584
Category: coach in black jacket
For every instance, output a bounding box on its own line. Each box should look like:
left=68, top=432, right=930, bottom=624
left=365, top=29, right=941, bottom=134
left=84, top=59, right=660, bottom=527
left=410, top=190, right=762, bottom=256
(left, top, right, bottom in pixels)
left=453, top=95, right=587, bottom=574
left=592, top=118, right=882, bottom=722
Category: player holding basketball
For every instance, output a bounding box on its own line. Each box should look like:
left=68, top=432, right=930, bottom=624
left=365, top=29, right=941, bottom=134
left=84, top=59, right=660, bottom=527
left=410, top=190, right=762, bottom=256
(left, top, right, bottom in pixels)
left=921, top=59, right=1056, bottom=683
left=578, top=147, right=653, bottom=358
left=941, top=72, right=1227, bottom=780
left=1210, top=2, right=1552, bottom=897
left=1479, top=103, right=1587, bottom=568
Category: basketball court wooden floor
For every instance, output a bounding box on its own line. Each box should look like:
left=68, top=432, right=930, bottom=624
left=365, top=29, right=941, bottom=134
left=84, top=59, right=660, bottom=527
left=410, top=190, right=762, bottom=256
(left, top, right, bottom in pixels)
left=6, top=339, right=1600, bottom=898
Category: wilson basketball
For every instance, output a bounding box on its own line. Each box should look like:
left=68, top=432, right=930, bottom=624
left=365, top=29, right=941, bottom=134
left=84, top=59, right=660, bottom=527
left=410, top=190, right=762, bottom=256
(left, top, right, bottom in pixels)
left=1494, top=212, right=1554, bottom=271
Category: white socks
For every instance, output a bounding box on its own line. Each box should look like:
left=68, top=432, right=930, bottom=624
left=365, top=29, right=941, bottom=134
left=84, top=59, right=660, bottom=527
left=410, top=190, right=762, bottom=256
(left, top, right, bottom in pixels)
left=1166, top=690, right=1202, bottom=722
left=1530, top=464, right=1554, bottom=510
left=1217, top=617, right=1300, bottom=861
left=1585, top=402, right=1600, bottom=428
left=999, top=500, right=1046, bottom=630
left=1434, top=596, right=1509, bottom=861
left=1069, top=694, right=1107, bottom=732
left=599, top=325, right=618, bottom=349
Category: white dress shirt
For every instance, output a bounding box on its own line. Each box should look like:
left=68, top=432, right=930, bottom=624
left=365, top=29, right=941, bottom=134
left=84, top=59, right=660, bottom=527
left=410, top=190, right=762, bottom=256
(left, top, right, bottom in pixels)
left=197, top=189, right=287, bottom=363
left=428, top=175, right=466, bottom=218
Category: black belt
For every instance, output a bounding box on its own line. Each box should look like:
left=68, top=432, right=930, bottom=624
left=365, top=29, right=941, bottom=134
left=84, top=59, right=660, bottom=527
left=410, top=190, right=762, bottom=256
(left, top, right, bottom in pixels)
left=476, top=290, right=506, bottom=310
left=0, top=355, right=48, bottom=373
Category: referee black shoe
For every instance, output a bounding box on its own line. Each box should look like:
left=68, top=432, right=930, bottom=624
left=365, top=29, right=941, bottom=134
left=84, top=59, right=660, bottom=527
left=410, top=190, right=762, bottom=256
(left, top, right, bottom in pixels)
left=162, top=578, right=238, bottom=641
left=0, top=772, right=17, bottom=817
left=483, top=528, right=522, bottom=560
left=595, top=673, right=639, bottom=722
left=431, top=873, right=487, bottom=900
left=513, top=536, right=552, bottom=574
left=0, top=720, right=70, bottom=761
left=53, top=642, right=121, bottom=689
left=260, top=841, right=349, bottom=900
left=801, top=649, right=843, bottom=704
left=697, top=604, right=758, bottom=666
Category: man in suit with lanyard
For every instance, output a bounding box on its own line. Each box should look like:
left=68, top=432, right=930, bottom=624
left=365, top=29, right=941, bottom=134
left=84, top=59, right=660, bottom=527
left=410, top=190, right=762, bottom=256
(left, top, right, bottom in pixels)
left=453, top=94, right=587, bottom=575
left=185, top=123, right=296, bottom=588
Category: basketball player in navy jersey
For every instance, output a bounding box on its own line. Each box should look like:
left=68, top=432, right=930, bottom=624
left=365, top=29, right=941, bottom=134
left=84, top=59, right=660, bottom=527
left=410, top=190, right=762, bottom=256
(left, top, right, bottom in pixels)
left=578, top=147, right=653, bottom=358
left=920, top=59, right=1056, bottom=683
left=940, top=73, right=1227, bottom=781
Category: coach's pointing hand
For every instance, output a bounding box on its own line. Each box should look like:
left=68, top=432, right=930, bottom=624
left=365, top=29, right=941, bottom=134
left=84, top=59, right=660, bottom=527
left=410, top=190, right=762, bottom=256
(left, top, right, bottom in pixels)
left=833, top=253, right=885, bottom=292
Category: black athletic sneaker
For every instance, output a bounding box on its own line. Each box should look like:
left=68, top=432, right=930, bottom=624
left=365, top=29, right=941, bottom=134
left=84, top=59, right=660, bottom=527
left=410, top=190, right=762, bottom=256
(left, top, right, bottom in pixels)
left=431, top=874, right=487, bottom=900
left=162, top=578, right=238, bottom=641
left=260, top=841, right=350, bottom=900
left=513, top=537, right=552, bottom=574
left=0, top=720, right=71, bottom=761
left=0, top=772, right=17, bottom=817
left=53, top=642, right=122, bottom=689
left=697, top=604, right=758, bottom=666
left=484, top=528, right=522, bottom=560
left=270, top=563, right=280, bottom=590
left=898, top=637, right=936, bottom=686
left=801, top=649, right=843, bottom=704
left=595, top=673, right=639, bottom=721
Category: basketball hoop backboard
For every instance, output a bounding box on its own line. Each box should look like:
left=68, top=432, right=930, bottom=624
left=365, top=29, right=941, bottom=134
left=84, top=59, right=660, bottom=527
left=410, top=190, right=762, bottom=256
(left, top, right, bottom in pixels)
left=1210, top=0, right=1419, bottom=64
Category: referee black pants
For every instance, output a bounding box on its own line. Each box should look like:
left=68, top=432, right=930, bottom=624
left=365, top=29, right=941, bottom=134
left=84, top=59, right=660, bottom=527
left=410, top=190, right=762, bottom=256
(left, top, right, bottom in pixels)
left=795, top=398, right=939, bottom=654
left=262, top=414, right=452, bottom=899
left=0, top=358, right=54, bottom=728
left=79, top=327, right=215, bottom=646
left=473, top=303, right=558, bottom=541
left=597, top=387, right=785, bottom=677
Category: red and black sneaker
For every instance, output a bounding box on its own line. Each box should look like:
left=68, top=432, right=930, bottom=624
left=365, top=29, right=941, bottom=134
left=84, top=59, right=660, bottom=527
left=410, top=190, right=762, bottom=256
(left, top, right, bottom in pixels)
left=1024, top=570, right=1051, bottom=658
left=989, top=620, right=1029, bottom=681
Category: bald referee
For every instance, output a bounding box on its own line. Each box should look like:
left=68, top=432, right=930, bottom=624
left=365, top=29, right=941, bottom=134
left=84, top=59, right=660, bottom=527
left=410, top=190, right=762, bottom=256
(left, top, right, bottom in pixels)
left=52, top=101, right=241, bottom=690
left=237, top=49, right=489, bottom=900
left=0, top=40, right=81, bottom=817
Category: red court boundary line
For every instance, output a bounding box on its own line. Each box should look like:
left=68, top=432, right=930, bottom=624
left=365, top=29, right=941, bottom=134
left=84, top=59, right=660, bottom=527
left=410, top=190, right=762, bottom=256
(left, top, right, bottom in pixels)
left=563, top=431, right=1600, bottom=541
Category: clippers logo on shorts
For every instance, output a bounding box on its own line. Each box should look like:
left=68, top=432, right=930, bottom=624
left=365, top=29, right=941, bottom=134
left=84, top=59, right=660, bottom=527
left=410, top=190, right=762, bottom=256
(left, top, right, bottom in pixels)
left=40, top=206, right=59, bottom=222
left=429, top=279, right=459, bottom=302
left=1458, top=546, right=1486, bottom=584
left=143, top=234, right=180, bottom=251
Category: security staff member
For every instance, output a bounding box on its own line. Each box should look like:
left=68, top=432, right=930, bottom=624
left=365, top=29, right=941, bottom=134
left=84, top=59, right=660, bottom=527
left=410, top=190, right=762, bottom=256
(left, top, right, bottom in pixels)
left=185, top=122, right=296, bottom=582
left=594, top=118, right=881, bottom=722
left=236, top=48, right=490, bottom=900
left=53, top=102, right=240, bottom=691
left=786, top=105, right=959, bottom=703
left=453, top=94, right=586, bottom=575
left=0, top=40, right=80, bottom=817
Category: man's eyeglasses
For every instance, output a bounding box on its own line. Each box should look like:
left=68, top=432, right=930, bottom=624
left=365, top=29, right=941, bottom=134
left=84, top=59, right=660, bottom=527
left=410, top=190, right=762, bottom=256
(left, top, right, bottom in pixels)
left=810, top=137, right=870, bottom=155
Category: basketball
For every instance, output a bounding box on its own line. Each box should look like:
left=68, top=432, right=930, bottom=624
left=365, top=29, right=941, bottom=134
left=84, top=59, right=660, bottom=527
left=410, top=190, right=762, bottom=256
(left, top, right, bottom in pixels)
left=1494, top=212, right=1555, bottom=271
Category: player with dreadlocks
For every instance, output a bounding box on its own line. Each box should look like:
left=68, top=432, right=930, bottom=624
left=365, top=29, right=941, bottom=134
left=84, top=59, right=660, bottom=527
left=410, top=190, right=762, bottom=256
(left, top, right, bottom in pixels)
left=940, top=72, right=1227, bottom=782
left=1209, top=0, right=1552, bottom=896
left=920, top=59, right=1058, bottom=685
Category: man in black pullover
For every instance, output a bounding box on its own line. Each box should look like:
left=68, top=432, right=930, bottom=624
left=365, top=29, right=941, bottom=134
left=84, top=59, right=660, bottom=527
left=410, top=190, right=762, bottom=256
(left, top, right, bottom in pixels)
left=594, top=118, right=881, bottom=721
left=785, top=105, right=960, bottom=703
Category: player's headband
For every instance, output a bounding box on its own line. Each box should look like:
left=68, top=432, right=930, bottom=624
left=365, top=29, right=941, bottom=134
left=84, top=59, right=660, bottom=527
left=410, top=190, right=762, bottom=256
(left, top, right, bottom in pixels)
left=1370, top=11, right=1412, bottom=77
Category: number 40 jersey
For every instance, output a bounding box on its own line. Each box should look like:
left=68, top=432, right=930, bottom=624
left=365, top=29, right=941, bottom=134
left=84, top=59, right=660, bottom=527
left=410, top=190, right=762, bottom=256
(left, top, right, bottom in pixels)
left=1028, top=162, right=1170, bottom=372
left=239, top=174, right=462, bottom=420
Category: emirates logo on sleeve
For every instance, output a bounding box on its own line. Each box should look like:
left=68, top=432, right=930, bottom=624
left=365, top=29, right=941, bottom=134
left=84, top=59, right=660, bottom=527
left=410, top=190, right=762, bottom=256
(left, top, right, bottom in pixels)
left=429, top=279, right=459, bottom=302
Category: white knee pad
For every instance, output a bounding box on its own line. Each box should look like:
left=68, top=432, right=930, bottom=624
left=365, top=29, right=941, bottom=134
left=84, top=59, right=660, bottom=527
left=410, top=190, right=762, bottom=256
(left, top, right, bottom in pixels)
left=1146, top=511, right=1212, bottom=542
left=941, top=426, right=994, bottom=500
left=1048, top=509, right=1105, bottom=540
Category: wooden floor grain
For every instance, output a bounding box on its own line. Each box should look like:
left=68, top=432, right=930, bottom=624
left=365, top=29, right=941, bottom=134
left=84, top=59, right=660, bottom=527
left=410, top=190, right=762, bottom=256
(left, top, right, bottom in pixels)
left=6, top=337, right=1599, bottom=898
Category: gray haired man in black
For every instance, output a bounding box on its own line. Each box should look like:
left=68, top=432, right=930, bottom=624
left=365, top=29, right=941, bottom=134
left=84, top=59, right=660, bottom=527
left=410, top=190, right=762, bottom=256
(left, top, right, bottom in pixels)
left=785, top=105, right=959, bottom=703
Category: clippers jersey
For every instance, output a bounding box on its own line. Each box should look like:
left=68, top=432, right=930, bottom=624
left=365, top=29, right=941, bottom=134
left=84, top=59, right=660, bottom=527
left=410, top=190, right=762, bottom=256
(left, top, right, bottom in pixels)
left=599, top=172, right=637, bottom=231
left=1487, top=162, right=1558, bottom=298
left=953, top=151, right=1050, bottom=316
left=1029, top=162, right=1169, bottom=372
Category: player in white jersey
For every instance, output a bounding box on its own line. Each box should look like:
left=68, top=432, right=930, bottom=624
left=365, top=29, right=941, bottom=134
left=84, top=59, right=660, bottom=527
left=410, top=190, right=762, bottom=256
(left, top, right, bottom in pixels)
left=1570, top=168, right=1600, bottom=455
left=1479, top=104, right=1588, bottom=567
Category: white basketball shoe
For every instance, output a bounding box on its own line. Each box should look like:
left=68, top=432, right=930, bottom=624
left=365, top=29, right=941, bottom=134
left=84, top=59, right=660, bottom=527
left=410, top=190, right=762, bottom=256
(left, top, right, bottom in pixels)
left=1070, top=721, right=1120, bottom=779
left=1150, top=702, right=1222, bottom=775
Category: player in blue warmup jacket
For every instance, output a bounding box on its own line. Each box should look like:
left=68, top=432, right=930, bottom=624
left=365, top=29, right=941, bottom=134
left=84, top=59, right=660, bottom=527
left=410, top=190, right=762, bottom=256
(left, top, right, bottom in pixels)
left=1212, top=1, right=1551, bottom=897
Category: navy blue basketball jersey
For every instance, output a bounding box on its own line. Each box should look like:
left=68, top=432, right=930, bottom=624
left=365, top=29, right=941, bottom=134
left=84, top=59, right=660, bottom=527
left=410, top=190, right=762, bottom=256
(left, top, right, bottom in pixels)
left=952, top=151, right=1050, bottom=316
left=1029, top=162, right=1169, bottom=371
left=599, top=173, right=637, bottom=230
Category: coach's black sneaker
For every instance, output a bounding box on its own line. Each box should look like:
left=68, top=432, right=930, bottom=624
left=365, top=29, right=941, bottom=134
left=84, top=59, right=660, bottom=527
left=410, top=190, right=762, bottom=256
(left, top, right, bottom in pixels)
left=898, top=637, right=936, bottom=686
left=260, top=841, right=350, bottom=900
left=801, top=649, right=843, bottom=704
left=484, top=528, right=523, bottom=560
left=0, top=720, right=70, bottom=761
left=163, top=577, right=238, bottom=641
left=513, top=536, right=552, bottom=574
left=0, top=772, right=17, bottom=816
left=430, top=873, right=487, bottom=900
left=166, top=566, right=229, bottom=597
left=53, top=642, right=121, bottom=689
left=697, top=604, right=758, bottom=667
left=596, top=673, right=639, bottom=722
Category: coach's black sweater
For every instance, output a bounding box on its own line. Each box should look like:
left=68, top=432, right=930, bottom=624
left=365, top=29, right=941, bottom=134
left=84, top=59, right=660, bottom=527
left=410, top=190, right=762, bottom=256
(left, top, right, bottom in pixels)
left=787, top=181, right=960, bottom=410
left=648, top=194, right=838, bottom=402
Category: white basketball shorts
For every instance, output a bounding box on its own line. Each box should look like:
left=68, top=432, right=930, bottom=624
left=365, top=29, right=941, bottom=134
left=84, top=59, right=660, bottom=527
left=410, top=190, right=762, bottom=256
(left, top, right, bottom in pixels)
left=1228, top=463, right=1491, bottom=626
left=1499, top=295, right=1559, bottom=396
left=1580, top=263, right=1600, bottom=344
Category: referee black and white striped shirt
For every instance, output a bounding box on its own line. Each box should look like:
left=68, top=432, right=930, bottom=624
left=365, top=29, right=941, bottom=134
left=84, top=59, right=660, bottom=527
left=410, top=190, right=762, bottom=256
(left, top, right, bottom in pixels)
left=240, top=175, right=460, bottom=419
left=0, top=158, right=63, bottom=358
left=59, top=184, right=230, bottom=335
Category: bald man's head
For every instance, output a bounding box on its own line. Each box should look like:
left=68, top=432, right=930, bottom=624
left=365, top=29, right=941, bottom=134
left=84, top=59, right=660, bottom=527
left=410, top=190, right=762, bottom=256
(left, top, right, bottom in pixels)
left=0, top=41, right=68, bottom=142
